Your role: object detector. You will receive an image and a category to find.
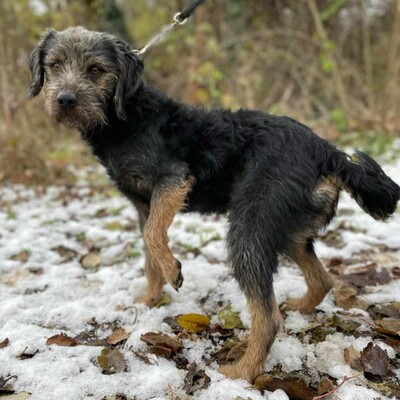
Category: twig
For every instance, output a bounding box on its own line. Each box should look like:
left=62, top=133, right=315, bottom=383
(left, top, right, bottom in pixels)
left=167, top=384, right=174, bottom=400
left=312, top=373, right=362, bottom=400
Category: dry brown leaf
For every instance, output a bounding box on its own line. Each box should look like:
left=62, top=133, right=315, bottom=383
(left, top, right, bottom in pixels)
left=344, top=263, right=391, bottom=288
left=46, top=334, right=79, bottom=347
left=374, top=319, right=400, bottom=337
left=333, top=281, right=358, bottom=309
left=80, top=251, right=101, bottom=269
left=106, top=328, right=129, bottom=345
left=0, top=338, right=10, bottom=349
left=317, top=376, right=335, bottom=396
left=183, top=363, right=211, bottom=395
left=177, top=313, right=210, bottom=333
left=10, top=250, right=29, bottom=263
left=16, top=348, right=39, bottom=360
left=51, top=245, right=77, bottom=262
left=344, top=345, right=362, bottom=371
left=140, top=332, right=182, bottom=359
left=360, top=342, right=390, bottom=380
left=254, top=374, right=316, bottom=399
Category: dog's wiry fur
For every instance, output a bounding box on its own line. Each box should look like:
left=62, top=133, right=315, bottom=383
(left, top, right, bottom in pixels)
left=29, top=27, right=400, bottom=382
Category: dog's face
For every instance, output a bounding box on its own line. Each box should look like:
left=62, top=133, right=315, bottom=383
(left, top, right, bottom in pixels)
left=28, top=27, right=143, bottom=130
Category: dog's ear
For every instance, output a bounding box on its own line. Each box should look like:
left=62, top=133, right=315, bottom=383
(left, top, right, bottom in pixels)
left=113, top=38, right=144, bottom=120
left=28, top=28, right=56, bottom=98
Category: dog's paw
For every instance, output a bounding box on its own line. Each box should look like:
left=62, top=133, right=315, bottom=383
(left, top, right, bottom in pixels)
left=134, top=293, right=163, bottom=307
left=284, top=297, right=315, bottom=314
left=218, top=364, right=258, bottom=383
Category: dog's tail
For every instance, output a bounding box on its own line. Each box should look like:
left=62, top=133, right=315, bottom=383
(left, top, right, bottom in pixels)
left=323, top=148, right=400, bottom=220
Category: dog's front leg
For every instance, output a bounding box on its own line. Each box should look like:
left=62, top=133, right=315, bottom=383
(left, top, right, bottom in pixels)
left=142, top=176, right=194, bottom=291
left=132, top=199, right=165, bottom=307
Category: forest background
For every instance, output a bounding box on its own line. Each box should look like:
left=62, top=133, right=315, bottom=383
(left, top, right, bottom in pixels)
left=0, top=0, right=399, bottom=184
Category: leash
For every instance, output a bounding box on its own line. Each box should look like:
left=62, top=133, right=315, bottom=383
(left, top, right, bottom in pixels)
left=132, top=0, right=207, bottom=56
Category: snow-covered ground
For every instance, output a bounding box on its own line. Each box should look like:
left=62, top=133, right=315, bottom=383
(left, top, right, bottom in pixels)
left=0, top=160, right=399, bottom=400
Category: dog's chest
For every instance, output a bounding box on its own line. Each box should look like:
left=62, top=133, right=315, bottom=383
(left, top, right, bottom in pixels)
left=99, top=150, right=155, bottom=202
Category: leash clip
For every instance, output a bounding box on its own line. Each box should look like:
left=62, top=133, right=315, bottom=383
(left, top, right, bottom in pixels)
left=174, top=13, right=188, bottom=25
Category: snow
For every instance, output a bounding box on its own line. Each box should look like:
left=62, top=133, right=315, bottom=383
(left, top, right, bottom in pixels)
left=0, top=159, right=399, bottom=400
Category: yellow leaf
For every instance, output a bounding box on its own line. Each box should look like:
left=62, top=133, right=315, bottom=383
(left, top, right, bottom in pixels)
left=177, top=313, right=210, bottom=333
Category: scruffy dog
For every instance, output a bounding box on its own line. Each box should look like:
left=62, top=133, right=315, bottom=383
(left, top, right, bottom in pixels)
left=29, top=27, right=400, bottom=382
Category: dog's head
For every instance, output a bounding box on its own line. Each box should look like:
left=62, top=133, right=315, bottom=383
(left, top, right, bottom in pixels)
left=28, top=27, right=144, bottom=130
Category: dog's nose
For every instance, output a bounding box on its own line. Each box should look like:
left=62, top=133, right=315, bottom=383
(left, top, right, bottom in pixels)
left=57, top=91, right=77, bottom=109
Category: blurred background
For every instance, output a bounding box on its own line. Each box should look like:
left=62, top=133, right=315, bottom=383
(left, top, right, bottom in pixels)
left=0, top=0, right=399, bottom=184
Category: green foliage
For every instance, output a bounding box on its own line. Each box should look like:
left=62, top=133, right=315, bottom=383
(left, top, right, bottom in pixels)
left=320, top=0, right=348, bottom=21
left=330, top=108, right=347, bottom=131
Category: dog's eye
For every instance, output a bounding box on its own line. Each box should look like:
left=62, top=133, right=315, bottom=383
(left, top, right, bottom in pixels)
left=89, top=66, right=102, bottom=76
left=52, top=63, right=61, bottom=71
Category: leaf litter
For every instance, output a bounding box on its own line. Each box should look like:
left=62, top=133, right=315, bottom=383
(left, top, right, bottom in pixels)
left=0, top=160, right=400, bottom=399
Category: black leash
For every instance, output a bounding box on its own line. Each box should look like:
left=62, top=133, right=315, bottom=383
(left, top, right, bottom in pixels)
left=177, top=0, right=207, bottom=22
left=133, top=0, right=207, bottom=56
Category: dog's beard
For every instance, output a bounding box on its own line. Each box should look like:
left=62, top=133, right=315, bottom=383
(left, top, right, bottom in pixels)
left=45, top=95, right=108, bottom=131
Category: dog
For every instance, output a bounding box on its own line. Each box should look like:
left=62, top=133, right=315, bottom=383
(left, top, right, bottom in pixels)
left=28, top=27, right=400, bottom=382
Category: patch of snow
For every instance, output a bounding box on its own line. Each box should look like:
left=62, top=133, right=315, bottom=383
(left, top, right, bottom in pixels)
left=0, top=158, right=399, bottom=399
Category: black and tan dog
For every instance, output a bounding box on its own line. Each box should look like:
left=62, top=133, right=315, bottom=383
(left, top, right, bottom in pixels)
left=28, top=27, right=400, bottom=382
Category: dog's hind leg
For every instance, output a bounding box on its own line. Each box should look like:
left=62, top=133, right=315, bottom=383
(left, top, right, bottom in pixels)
left=131, top=199, right=165, bottom=307
left=285, top=239, right=334, bottom=314
left=219, top=186, right=283, bottom=382
left=285, top=177, right=339, bottom=314
left=143, top=176, right=195, bottom=291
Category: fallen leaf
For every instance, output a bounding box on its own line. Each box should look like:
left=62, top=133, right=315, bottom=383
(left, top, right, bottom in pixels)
left=0, top=375, right=16, bottom=393
left=375, top=301, right=400, bottom=319
left=226, top=341, right=247, bottom=363
left=329, top=315, right=361, bottom=333
left=177, top=313, right=210, bottom=333
left=0, top=393, right=31, bottom=400
left=131, top=350, right=157, bottom=365
left=254, top=374, right=316, bottom=399
left=46, top=334, right=79, bottom=347
left=344, top=345, right=362, bottom=371
left=10, top=250, right=29, bottom=263
left=333, top=281, right=358, bottom=309
left=329, top=257, right=343, bottom=267
left=344, top=263, right=391, bottom=288
left=173, top=354, right=189, bottom=369
left=95, top=208, right=109, bottom=218
left=155, top=293, right=173, bottom=308
left=218, top=305, right=245, bottom=329
left=80, top=251, right=101, bottom=269
left=140, top=332, right=182, bottom=359
left=360, top=342, right=390, bottom=381
left=310, top=326, right=335, bottom=343
left=392, top=266, right=400, bottom=279
left=368, top=381, right=400, bottom=398
left=183, top=363, right=211, bottom=395
left=374, top=319, right=400, bottom=337
left=97, top=348, right=127, bottom=374
left=106, top=328, right=129, bottom=345
left=104, top=221, right=124, bottom=231
left=0, top=338, right=9, bottom=349
left=16, top=348, right=38, bottom=360
left=51, top=245, right=77, bottom=262
left=317, top=376, right=335, bottom=395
